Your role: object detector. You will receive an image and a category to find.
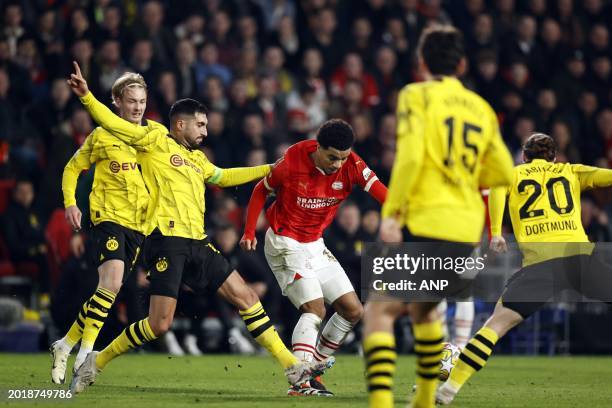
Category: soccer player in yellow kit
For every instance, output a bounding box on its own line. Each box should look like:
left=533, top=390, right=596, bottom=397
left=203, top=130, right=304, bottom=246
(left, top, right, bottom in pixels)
left=437, top=133, right=612, bottom=405
left=361, top=26, right=514, bottom=408
left=51, top=72, right=163, bottom=383
left=66, top=62, right=333, bottom=393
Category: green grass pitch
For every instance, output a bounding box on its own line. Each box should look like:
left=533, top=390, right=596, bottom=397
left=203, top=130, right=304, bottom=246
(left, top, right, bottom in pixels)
left=1, top=353, right=612, bottom=407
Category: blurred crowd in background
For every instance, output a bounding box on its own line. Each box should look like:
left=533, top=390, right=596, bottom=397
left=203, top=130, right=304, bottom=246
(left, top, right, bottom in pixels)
left=0, top=0, right=611, bottom=354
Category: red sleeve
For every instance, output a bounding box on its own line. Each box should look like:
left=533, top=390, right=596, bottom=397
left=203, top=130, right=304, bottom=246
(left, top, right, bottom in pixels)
left=264, top=156, right=290, bottom=191
left=243, top=180, right=267, bottom=241
left=351, top=153, right=377, bottom=188
left=349, top=153, right=386, bottom=203
left=368, top=179, right=387, bottom=204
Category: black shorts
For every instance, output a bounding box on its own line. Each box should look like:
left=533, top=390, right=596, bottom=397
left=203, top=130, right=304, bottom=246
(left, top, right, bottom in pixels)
left=501, top=251, right=612, bottom=318
left=90, top=221, right=144, bottom=277
left=144, top=230, right=233, bottom=299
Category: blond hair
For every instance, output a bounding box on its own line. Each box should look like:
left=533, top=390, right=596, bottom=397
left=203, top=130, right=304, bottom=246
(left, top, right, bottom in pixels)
left=111, top=72, right=147, bottom=101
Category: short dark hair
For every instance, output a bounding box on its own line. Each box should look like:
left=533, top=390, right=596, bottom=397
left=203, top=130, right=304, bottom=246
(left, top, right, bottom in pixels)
left=418, top=25, right=465, bottom=76
left=316, top=119, right=355, bottom=151
left=523, top=133, right=556, bottom=162
left=169, top=98, right=208, bottom=123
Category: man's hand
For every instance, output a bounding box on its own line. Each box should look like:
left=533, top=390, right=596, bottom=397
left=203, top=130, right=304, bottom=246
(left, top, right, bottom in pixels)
left=70, top=233, right=85, bottom=258
left=65, top=205, right=82, bottom=231
left=489, top=235, right=508, bottom=253
left=66, top=61, right=89, bottom=97
left=379, top=217, right=402, bottom=243
left=240, top=234, right=257, bottom=251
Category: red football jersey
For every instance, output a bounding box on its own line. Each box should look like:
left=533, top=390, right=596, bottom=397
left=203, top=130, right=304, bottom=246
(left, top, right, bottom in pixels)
left=264, top=140, right=379, bottom=243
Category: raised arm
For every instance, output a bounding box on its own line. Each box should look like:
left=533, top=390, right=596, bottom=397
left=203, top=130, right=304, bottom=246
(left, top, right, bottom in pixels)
left=67, top=61, right=164, bottom=150
left=61, top=132, right=94, bottom=230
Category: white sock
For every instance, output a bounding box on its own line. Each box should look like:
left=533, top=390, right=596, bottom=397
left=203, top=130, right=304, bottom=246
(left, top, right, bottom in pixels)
left=436, top=299, right=449, bottom=340
left=454, top=300, right=474, bottom=349
left=315, top=313, right=353, bottom=361
left=74, top=346, right=92, bottom=370
left=57, top=338, right=73, bottom=353
left=292, top=313, right=321, bottom=362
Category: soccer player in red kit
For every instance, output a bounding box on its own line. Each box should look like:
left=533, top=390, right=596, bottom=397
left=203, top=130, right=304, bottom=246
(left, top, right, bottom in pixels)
left=241, top=119, right=387, bottom=396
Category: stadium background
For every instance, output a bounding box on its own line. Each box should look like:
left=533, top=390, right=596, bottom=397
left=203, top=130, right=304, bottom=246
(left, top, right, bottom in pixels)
left=0, top=0, right=611, bottom=359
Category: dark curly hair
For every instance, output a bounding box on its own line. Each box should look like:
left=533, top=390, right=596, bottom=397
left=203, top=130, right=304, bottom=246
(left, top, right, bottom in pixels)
left=523, top=133, right=556, bottom=162
left=316, top=119, right=355, bottom=151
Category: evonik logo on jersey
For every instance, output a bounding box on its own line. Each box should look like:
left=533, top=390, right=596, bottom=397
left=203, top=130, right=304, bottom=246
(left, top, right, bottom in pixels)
left=109, top=161, right=138, bottom=173
left=169, top=154, right=201, bottom=173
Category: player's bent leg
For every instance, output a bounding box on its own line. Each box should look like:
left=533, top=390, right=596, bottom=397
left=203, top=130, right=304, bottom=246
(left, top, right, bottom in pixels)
left=315, top=291, right=362, bottom=361
left=291, top=297, right=333, bottom=396
left=362, top=299, right=405, bottom=408
left=437, top=302, right=524, bottom=405
left=294, top=297, right=325, bottom=361
left=51, top=261, right=123, bottom=384
left=75, top=260, right=124, bottom=370
left=218, top=271, right=334, bottom=385
left=70, top=296, right=171, bottom=394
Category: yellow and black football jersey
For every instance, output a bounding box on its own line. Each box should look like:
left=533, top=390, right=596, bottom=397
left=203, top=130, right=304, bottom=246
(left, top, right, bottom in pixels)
left=382, top=77, right=514, bottom=243
left=62, top=121, right=164, bottom=233
left=490, top=159, right=612, bottom=265
left=79, top=92, right=270, bottom=240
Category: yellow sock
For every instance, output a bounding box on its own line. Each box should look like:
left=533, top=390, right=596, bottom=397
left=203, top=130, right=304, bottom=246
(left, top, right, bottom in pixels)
left=96, top=317, right=157, bottom=370
left=448, top=326, right=498, bottom=390
left=81, top=287, right=116, bottom=350
left=363, top=331, right=396, bottom=408
left=413, top=320, right=444, bottom=408
left=64, top=301, right=88, bottom=347
left=239, top=301, right=298, bottom=369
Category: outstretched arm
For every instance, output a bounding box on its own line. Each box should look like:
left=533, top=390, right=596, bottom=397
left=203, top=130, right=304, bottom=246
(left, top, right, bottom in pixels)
left=207, top=165, right=272, bottom=188
left=575, top=165, right=612, bottom=190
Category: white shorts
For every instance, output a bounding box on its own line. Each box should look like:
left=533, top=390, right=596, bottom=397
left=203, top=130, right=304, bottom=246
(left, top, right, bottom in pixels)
left=263, top=228, right=355, bottom=308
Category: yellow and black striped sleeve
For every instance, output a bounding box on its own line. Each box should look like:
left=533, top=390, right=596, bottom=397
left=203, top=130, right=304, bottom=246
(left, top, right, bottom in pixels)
left=62, top=132, right=95, bottom=208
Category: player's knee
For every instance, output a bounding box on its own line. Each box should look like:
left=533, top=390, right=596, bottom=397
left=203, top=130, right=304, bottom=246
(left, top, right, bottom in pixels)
left=340, top=302, right=363, bottom=324
left=301, top=301, right=326, bottom=320
left=100, top=281, right=122, bottom=294
left=98, top=261, right=124, bottom=293
left=241, top=286, right=259, bottom=311
left=149, top=316, right=173, bottom=337
left=486, top=308, right=522, bottom=337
